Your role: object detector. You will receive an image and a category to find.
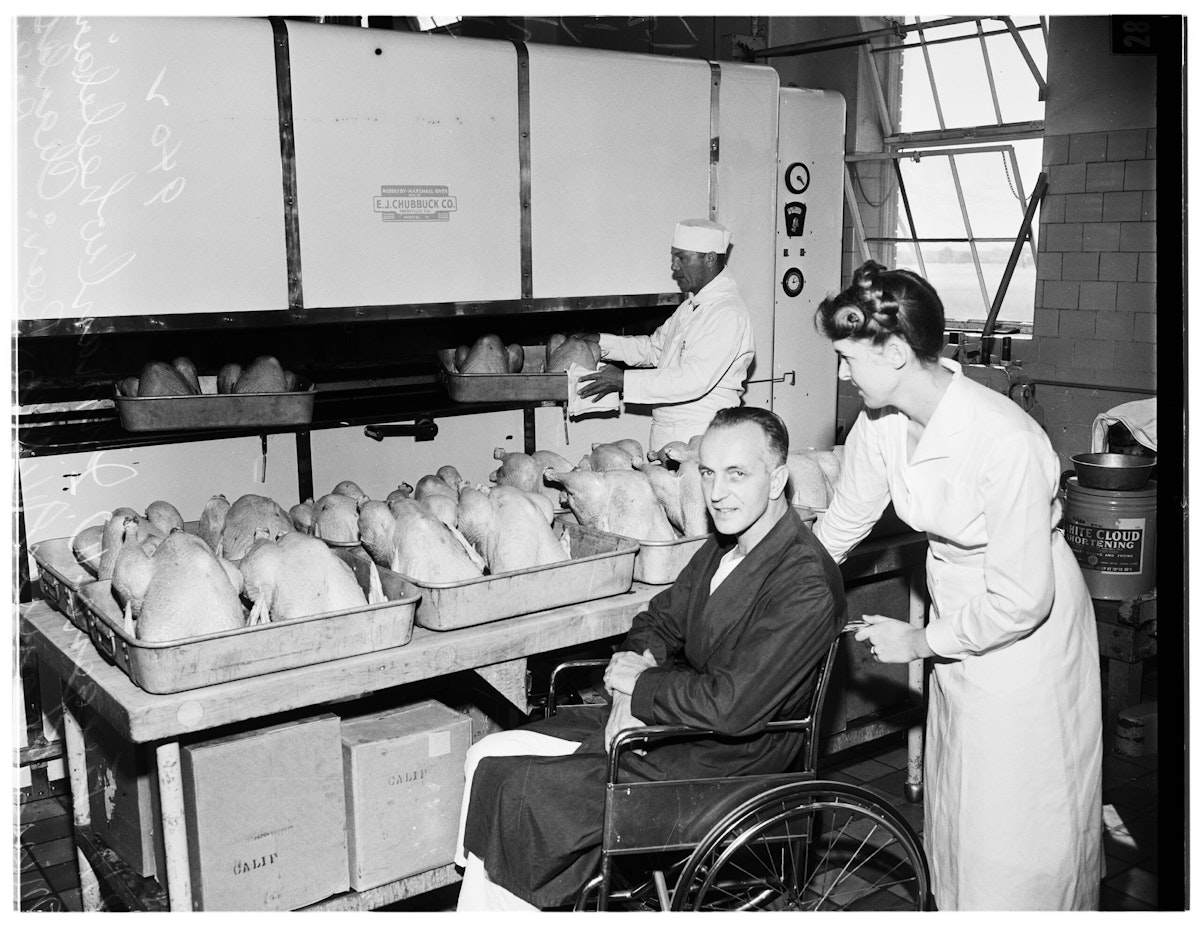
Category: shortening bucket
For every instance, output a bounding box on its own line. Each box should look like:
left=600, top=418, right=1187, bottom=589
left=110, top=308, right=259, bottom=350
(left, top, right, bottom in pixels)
left=1063, top=477, right=1156, bottom=600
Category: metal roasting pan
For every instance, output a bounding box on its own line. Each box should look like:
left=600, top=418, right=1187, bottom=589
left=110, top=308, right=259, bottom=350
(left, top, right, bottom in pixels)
left=31, top=538, right=96, bottom=629
left=625, top=533, right=710, bottom=585
left=31, top=521, right=203, bottom=629
left=78, top=548, right=418, bottom=694
left=437, top=346, right=568, bottom=403
left=114, top=375, right=316, bottom=431
left=355, top=519, right=638, bottom=631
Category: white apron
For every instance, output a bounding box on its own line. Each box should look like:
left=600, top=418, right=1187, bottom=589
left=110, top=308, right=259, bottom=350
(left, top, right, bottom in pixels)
left=816, top=362, right=1103, bottom=910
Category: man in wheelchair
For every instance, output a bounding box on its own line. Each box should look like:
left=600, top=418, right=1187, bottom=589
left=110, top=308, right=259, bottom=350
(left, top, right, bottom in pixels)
left=455, top=407, right=845, bottom=910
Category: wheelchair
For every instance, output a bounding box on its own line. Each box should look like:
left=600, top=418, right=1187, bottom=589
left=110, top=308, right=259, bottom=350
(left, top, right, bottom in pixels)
left=545, top=637, right=931, bottom=911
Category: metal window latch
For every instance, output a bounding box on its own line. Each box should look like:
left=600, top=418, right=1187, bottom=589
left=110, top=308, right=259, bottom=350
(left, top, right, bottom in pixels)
left=363, top=417, right=439, bottom=442
left=746, top=370, right=796, bottom=386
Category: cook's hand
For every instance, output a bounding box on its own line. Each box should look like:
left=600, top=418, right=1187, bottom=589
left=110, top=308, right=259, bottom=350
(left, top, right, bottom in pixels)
left=577, top=364, right=624, bottom=399
left=854, top=614, right=934, bottom=663
left=578, top=332, right=600, bottom=344
left=604, top=690, right=646, bottom=754
left=604, top=648, right=656, bottom=696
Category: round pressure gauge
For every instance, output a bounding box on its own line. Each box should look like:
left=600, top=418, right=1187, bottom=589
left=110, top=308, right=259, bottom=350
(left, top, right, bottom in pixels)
left=784, top=162, right=811, bottom=195
left=782, top=268, right=805, bottom=297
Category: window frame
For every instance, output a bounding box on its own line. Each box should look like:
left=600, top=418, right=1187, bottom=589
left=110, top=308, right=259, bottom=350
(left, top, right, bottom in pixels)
left=855, top=16, right=1048, bottom=335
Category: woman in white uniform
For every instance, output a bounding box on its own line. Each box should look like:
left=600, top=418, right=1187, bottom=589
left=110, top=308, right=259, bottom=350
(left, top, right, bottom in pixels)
left=812, top=261, right=1103, bottom=910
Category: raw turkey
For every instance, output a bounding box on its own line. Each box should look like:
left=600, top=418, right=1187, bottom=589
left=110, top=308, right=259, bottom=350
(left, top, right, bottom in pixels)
left=637, top=451, right=709, bottom=537
left=436, top=466, right=465, bottom=492
left=492, top=448, right=568, bottom=506
left=97, top=507, right=165, bottom=580
left=647, top=434, right=703, bottom=465
left=532, top=449, right=574, bottom=474
left=387, top=484, right=414, bottom=503
left=232, top=355, right=289, bottom=394
left=414, top=473, right=458, bottom=502
left=375, top=498, right=484, bottom=583
left=490, top=449, right=541, bottom=492
left=454, top=334, right=524, bottom=374
left=197, top=495, right=231, bottom=552
left=798, top=447, right=843, bottom=488
left=454, top=486, right=567, bottom=574
left=414, top=473, right=460, bottom=529
left=358, top=501, right=401, bottom=572
left=546, top=468, right=675, bottom=542
left=579, top=440, right=644, bottom=471
left=111, top=528, right=245, bottom=642
left=239, top=532, right=369, bottom=624
left=70, top=525, right=106, bottom=576
left=289, top=499, right=315, bottom=534
left=785, top=453, right=834, bottom=512
left=217, top=494, right=292, bottom=560
left=135, top=360, right=196, bottom=397
left=145, top=499, right=185, bottom=535
left=545, top=333, right=602, bottom=372
left=312, top=492, right=361, bottom=543
left=332, top=480, right=368, bottom=502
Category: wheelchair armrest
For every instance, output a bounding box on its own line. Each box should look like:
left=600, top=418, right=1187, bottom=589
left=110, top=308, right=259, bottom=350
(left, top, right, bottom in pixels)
left=547, top=659, right=611, bottom=717
left=607, top=718, right=815, bottom=785
left=609, top=724, right=715, bottom=784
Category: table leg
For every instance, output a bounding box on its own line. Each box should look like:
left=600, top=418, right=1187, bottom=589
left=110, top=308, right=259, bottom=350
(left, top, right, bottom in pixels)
left=60, top=688, right=102, bottom=911
left=474, top=658, right=529, bottom=715
left=1105, top=658, right=1145, bottom=727
left=905, top=571, right=926, bottom=804
left=155, top=742, right=193, bottom=911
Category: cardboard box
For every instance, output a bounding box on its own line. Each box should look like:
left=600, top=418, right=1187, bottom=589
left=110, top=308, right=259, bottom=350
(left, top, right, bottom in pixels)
left=341, top=701, right=472, bottom=891
left=439, top=696, right=506, bottom=746
left=180, top=714, right=348, bottom=910
left=84, top=712, right=165, bottom=879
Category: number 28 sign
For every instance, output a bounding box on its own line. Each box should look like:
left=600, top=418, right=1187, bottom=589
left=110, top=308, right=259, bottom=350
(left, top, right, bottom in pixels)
left=1110, top=15, right=1164, bottom=55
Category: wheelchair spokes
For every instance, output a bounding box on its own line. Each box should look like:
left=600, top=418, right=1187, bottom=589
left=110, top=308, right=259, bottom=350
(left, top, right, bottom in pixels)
left=671, top=782, right=929, bottom=912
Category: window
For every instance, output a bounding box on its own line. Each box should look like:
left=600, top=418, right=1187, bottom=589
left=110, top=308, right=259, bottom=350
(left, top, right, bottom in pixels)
left=857, top=16, right=1047, bottom=334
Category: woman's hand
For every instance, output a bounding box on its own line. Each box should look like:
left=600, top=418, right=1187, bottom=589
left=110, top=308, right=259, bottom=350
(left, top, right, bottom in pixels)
left=853, top=614, right=933, bottom=663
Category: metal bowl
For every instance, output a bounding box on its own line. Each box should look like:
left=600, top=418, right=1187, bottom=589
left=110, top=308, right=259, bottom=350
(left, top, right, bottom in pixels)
left=1069, top=452, right=1156, bottom=491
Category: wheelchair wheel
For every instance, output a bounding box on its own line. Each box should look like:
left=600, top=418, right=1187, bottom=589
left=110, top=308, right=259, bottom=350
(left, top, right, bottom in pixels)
left=671, top=780, right=930, bottom=911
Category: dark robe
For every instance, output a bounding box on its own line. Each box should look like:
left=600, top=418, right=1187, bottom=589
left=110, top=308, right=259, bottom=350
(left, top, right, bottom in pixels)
left=463, top=508, right=845, bottom=907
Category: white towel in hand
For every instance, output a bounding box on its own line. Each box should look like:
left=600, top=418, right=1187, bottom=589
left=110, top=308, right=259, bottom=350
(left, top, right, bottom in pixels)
left=566, top=362, right=620, bottom=419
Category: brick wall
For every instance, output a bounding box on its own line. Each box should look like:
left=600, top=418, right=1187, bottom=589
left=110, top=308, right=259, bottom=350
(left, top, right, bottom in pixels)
left=1020, top=17, right=1158, bottom=467
left=1022, top=127, right=1157, bottom=461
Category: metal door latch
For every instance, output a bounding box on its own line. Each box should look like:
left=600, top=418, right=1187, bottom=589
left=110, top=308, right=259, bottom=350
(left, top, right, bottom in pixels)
left=363, top=418, right=438, bottom=442
left=746, top=370, right=796, bottom=386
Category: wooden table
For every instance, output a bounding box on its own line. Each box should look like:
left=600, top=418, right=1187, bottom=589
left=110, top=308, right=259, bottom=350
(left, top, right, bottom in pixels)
left=22, top=531, right=928, bottom=912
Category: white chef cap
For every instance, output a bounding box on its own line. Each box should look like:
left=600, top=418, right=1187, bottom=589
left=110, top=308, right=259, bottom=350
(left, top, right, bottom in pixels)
left=672, top=218, right=732, bottom=254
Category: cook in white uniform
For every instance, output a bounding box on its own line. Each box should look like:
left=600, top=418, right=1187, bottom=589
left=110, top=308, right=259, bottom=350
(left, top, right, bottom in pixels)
left=812, top=260, right=1103, bottom=911
left=577, top=219, right=755, bottom=451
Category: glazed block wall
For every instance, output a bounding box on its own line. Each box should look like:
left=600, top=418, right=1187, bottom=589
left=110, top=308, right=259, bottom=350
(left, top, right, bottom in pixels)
left=1024, top=127, right=1157, bottom=458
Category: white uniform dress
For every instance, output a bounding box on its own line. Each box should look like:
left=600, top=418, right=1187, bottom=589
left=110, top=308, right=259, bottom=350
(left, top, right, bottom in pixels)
left=599, top=270, right=754, bottom=451
left=814, top=360, right=1103, bottom=911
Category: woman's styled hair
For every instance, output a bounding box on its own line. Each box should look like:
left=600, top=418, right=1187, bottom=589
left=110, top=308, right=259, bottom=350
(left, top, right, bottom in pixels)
left=814, top=260, right=946, bottom=363
left=708, top=406, right=789, bottom=467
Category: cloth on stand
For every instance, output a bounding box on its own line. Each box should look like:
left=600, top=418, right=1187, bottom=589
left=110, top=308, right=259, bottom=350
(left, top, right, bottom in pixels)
left=1090, top=398, right=1157, bottom=453
left=566, top=362, right=621, bottom=420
